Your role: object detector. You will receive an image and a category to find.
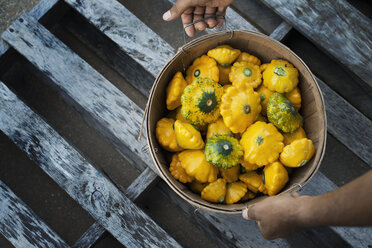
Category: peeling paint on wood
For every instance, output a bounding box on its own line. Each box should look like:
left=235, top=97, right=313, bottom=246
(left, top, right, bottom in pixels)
left=269, top=21, right=292, bottom=41
left=0, top=81, right=181, bottom=248
left=260, top=0, right=372, bottom=88
left=28, top=0, right=59, bottom=20
left=72, top=222, right=105, bottom=248
left=0, top=180, right=70, bottom=248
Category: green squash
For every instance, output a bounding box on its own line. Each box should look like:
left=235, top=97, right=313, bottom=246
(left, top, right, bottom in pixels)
left=181, top=78, right=224, bottom=126
left=267, top=93, right=303, bottom=133
left=205, top=135, right=243, bottom=169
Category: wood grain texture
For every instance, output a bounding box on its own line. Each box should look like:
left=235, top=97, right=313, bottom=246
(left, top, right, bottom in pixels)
left=260, top=0, right=372, bottom=88
left=2, top=14, right=155, bottom=173
left=269, top=21, right=292, bottom=41
left=72, top=222, right=105, bottom=248
left=0, top=81, right=181, bottom=248
left=0, top=180, right=70, bottom=248
left=28, top=0, right=59, bottom=19
left=63, top=0, right=175, bottom=77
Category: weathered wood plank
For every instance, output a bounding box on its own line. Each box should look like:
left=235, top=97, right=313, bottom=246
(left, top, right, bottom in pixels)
left=2, top=13, right=155, bottom=173
left=72, top=222, right=105, bottom=248
left=269, top=21, right=292, bottom=41
left=63, top=0, right=175, bottom=77
left=0, top=81, right=181, bottom=248
left=74, top=167, right=162, bottom=248
left=0, top=180, right=70, bottom=248
left=259, top=0, right=372, bottom=88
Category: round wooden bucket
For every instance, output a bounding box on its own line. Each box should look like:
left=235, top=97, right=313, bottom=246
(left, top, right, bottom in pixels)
left=146, top=30, right=327, bottom=214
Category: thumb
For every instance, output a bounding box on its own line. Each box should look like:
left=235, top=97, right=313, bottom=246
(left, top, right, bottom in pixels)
left=242, top=204, right=258, bottom=220
left=163, top=0, right=191, bottom=21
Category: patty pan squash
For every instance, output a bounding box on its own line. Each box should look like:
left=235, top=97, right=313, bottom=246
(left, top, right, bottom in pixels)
left=181, top=78, right=224, bottom=126
left=179, top=150, right=218, bottom=183
left=185, top=55, right=219, bottom=84
left=174, top=120, right=204, bottom=149
left=267, top=93, right=303, bottom=133
left=207, top=45, right=241, bottom=66
left=283, top=127, right=307, bottom=145
left=220, top=83, right=261, bottom=133
left=240, top=159, right=259, bottom=171
left=156, top=118, right=182, bottom=152
left=225, top=181, right=248, bottom=204
left=240, top=121, right=284, bottom=166
left=206, top=118, right=233, bottom=140
left=219, top=165, right=240, bottom=183
left=229, top=61, right=262, bottom=88
left=239, top=172, right=267, bottom=194
left=166, top=72, right=187, bottom=110
left=263, top=59, right=299, bottom=93
left=201, top=178, right=227, bottom=203
left=223, top=84, right=232, bottom=93
left=256, top=85, right=274, bottom=116
left=263, top=161, right=289, bottom=196
left=236, top=52, right=261, bottom=65
left=205, top=135, right=243, bottom=169
left=285, top=87, right=302, bottom=110
left=260, top=63, right=269, bottom=72
left=169, top=154, right=194, bottom=183
left=218, top=64, right=231, bottom=85
left=189, top=180, right=207, bottom=194
left=241, top=190, right=256, bottom=201
left=280, top=138, right=315, bottom=167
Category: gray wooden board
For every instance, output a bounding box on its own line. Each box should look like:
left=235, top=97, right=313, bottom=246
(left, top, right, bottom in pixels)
left=2, top=13, right=155, bottom=174
left=12, top=0, right=372, bottom=245
left=0, top=179, right=70, bottom=248
left=269, top=21, right=292, bottom=41
left=74, top=167, right=162, bottom=248
left=259, top=0, right=372, bottom=88
left=63, top=0, right=175, bottom=77
left=0, top=81, right=180, bottom=248
left=72, top=222, right=105, bottom=248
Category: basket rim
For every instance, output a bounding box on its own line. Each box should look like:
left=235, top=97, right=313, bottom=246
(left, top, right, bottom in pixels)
left=146, top=30, right=327, bottom=214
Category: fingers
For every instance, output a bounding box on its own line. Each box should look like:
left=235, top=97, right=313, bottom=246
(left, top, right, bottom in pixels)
left=216, top=6, right=227, bottom=28
left=163, top=0, right=191, bottom=21
left=204, top=7, right=217, bottom=28
left=181, top=7, right=195, bottom=37
left=193, top=6, right=207, bottom=32
left=290, top=191, right=301, bottom=198
left=242, top=204, right=258, bottom=220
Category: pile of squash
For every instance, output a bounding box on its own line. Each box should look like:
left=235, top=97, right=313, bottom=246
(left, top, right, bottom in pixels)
left=156, top=45, right=315, bottom=204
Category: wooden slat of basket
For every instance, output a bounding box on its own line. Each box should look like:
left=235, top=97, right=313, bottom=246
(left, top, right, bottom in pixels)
left=0, top=80, right=180, bottom=248
left=0, top=179, right=70, bottom=248
left=43, top=0, right=372, bottom=245
left=73, top=167, right=161, bottom=248
left=259, top=0, right=372, bottom=89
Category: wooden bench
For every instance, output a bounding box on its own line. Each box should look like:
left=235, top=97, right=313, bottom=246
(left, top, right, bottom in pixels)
left=0, top=0, right=371, bottom=247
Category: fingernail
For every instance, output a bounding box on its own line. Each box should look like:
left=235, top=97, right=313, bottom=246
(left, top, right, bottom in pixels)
left=163, top=11, right=171, bottom=21
left=242, top=209, right=249, bottom=220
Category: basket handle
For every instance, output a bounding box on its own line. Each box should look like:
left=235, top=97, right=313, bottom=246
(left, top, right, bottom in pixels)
left=182, top=14, right=227, bottom=46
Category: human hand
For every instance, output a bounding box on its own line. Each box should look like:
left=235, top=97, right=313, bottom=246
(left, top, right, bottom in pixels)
left=162, top=0, right=234, bottom=37
left=242, top=192, right=311, bottom=240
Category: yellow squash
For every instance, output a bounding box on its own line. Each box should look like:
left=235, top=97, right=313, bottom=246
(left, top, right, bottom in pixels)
left=263, top=59, right=299, bottom=93
left=207, top=45, right=241, bottom=66
left=206, top=117, right=234, bottom=139
left=263, top=161, right=289, bottom=196
left=178, top=150, right=218, bottom=183
left=241, top=190, right=256, bottom=201
left=175, top=106, right=190, bottom=123
left=218, top=64, right=231, bottom=85
left=166, top=72, right=188, bottom=110
left=256, top=85, right=274, bottom=116
left=229, top=61, right=262, bottom=88
left=285, top=87, right=302, bottom=109
left=240, top=121, right=284, bottom=166
left=219, top=165, right=240, bottom=183
left=201, top=178, right=227, bottom=203
left=283, top=127, right=307, bottom=145
left=189, top=180, right=207, bottom=194
left=185, top=55, right=219, bottom=84
left=240, top=159, right=259, bottom=171
left=156, top=118, right=182, bottom=152
left=260, top=63, right=269, bottom=72
left=223, top=84, right=232, bottom=93
left=280, top=138, right=315, bottom=167
left=220, top=83, right=261, bottom=133
left=239, top=172, right=267, bottom=194
left=236, top=52, right=261, bottom=65
left=174, top=120, right=204, bottom=149
left=169, top=154, right=193, bottom=183
left=225, top=181, right=248, bottom=204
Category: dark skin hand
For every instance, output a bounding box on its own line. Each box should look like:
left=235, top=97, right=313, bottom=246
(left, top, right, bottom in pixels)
left=243, top=170, right=372, bottom=240
left=162, top=0, right=234, bottom=37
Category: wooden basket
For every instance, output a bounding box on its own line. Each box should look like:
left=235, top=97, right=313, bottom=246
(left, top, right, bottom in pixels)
left=146, top=30, right=327, bottom=214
